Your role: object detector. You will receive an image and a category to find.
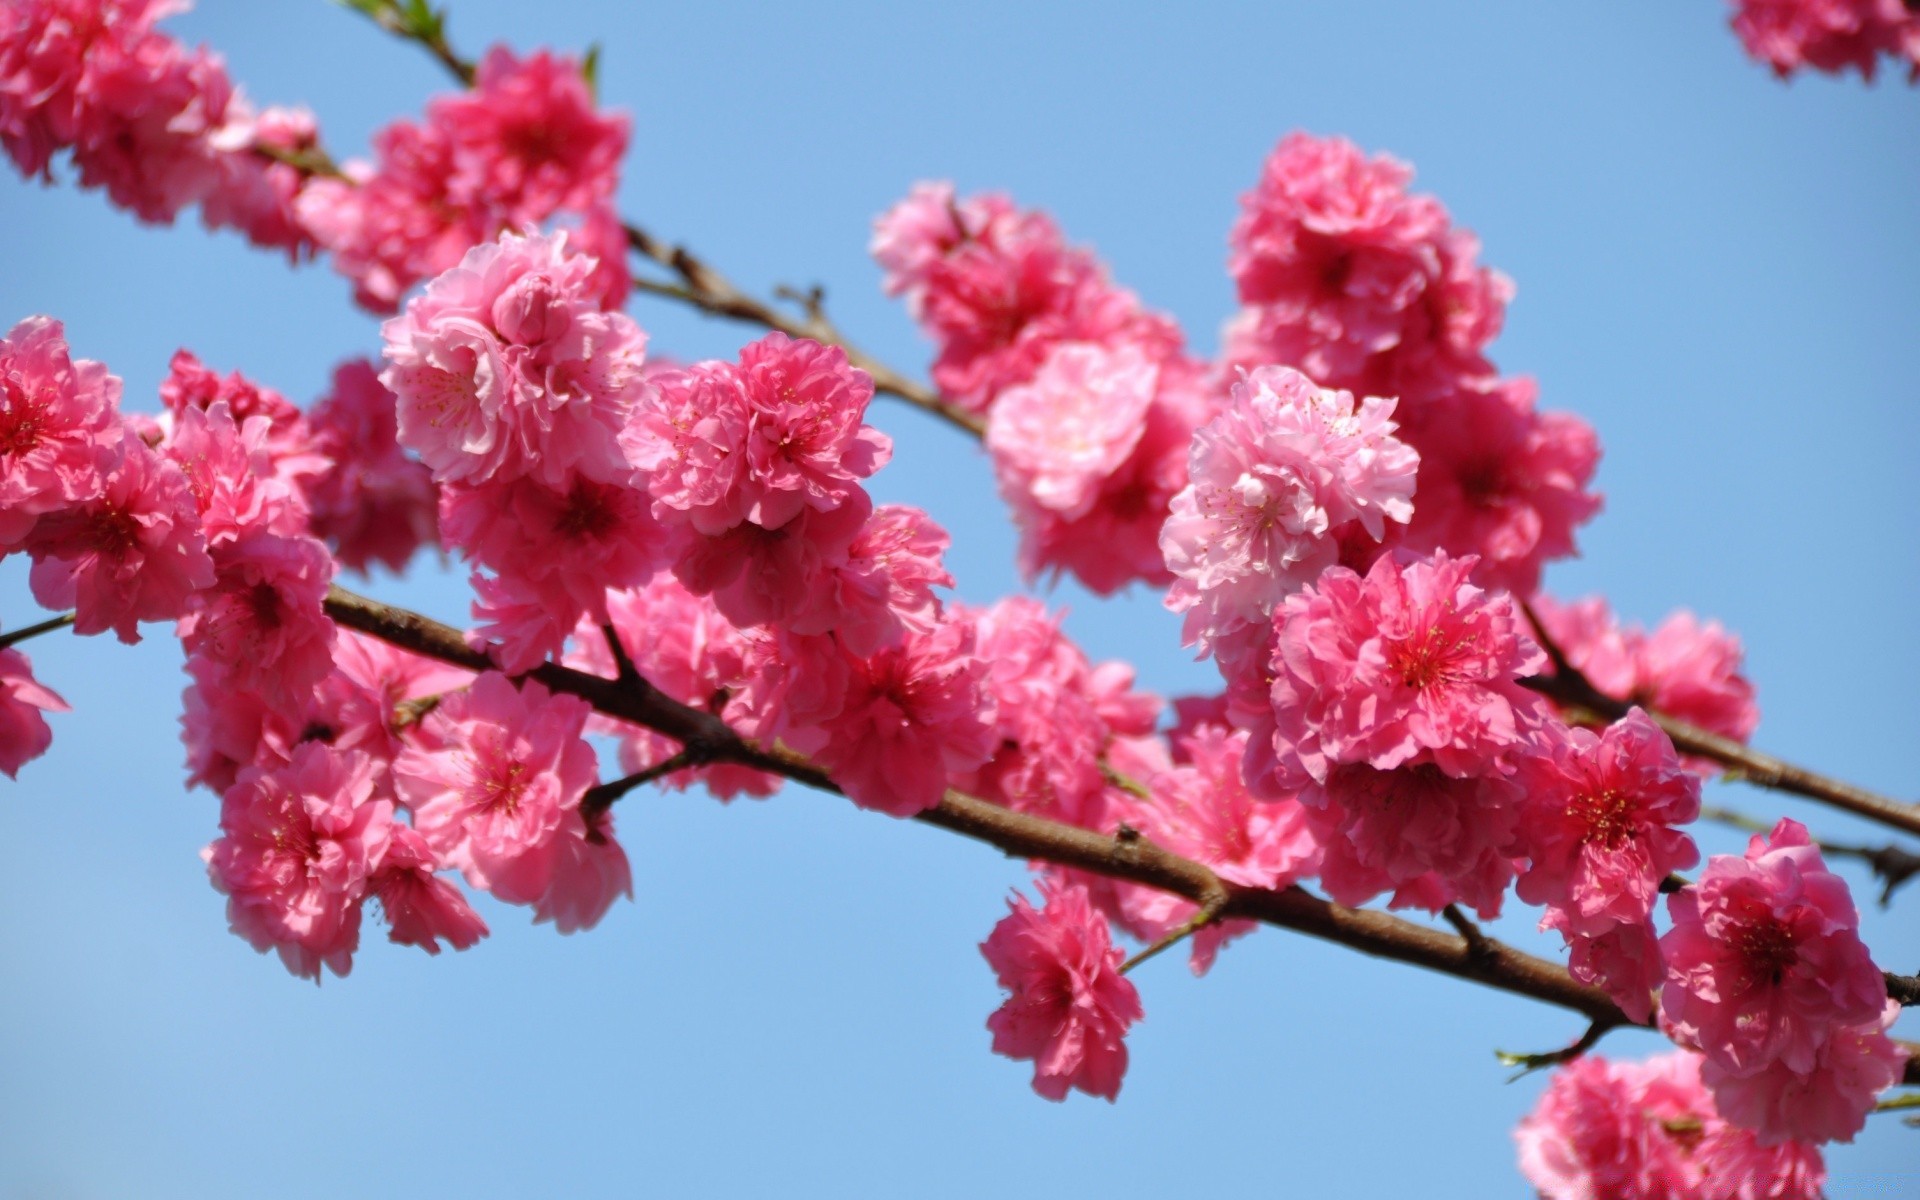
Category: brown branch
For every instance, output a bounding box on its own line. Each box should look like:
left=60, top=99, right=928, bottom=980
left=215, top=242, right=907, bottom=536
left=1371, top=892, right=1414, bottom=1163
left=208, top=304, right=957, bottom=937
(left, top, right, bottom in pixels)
left=1522, top=670, right=1920, bottom=840
left=0, top=612, right=75, bottom=651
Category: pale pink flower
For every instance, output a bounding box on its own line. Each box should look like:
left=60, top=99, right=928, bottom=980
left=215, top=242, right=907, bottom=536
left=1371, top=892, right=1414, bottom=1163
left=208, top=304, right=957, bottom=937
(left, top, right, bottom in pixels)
left=1515, top=1050, right=1825, bottom=1200
left=395, top=672, right=599, bottom=906
left=1254, top=550, right=1547, bottom=796
left=1730, top=0, right=1920, bottom=80
left=302, top=359, right=438, bottom=575
left=987, top=340, right=1157, bottom=521
left=1225, top=132, right=1509, bottom=403
left=26, top=430, right=214, bottom=642
left=1515, top=711, right=1700, bottom=931
left=370, top=823, right=488, bottom=955
left=980, top=877, right=1143, bottom=1102
left=0, top=315, right=121, bottom=549
left=1162, top=364, right=1417, bottom=653
left=203, top=742, right=396, bottom=981
left=871, top=182, right=1182, bottom=412
left=1702, top=1000, right=1906, bottom=1146
left=381, top=228, right=646, bottom=486
left=176, top=532, right=337, bottom=714
left=0, top=642, right=66, bottom=778
left=802, top=616, right=996, bottom=818
left=1389, top=376, right=1602, bottom=595
left=1661, top=819, right=1887, bottom=1077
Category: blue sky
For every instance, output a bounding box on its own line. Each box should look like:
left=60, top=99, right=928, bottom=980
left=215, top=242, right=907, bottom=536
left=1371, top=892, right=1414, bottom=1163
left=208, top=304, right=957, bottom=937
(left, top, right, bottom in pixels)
left=2, top=2, right=1915, bottom=1196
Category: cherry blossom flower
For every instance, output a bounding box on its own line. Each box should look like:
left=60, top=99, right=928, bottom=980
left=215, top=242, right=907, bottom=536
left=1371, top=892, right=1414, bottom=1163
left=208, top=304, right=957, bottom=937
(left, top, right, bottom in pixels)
left=395, top=672, right=599, bottom=907
left=1161, top=364, right=1417, bottom=654
left=799, top=503, right=953, bottom=655
left=160, top=399, right=306, bottom=549
left=203, top=742, right=397, bottom=981
left=1252, top=550, right=1547, bottom=796
left=26, top=430, right=215, bottom=642
left=980, top=877, right=1143, bottom=1101
left=176, top=531, right=338, bottom=714
left=370, top=823, right=488, bottom=955
left=531, top=808, right=633, bottom=934
left=0, top=315, right=121, bottom=550
left=1660, top=819, right=1886, bottom=1078
left=987, top=339, right=1158, bottom=523
left=159, top=348, right=323, bottom=486
left=1515, top=1050, right=1826, bottom=1200
left=201, top=102, right=319, bottom=258
left=0, top=642, right=66, bottom=778
left=1702, top=1000, right=1907, bottom=1146
left=732, top=332, right=891, bottom=528
left=381, top=228, right=648, bottom=487
left=302, top=359, right=438, bottom=575
left=1730, top=0, right=1920, bottom=80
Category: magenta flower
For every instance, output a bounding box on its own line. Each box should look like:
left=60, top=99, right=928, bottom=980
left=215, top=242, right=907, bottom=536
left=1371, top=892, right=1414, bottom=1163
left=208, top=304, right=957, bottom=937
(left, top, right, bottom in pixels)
left=370, top=823, right=488, bottom=956
left=1161, top=364, right=1417, bottom=653
left=1255, top=550, right=1546, bottom=795
left=203, top=742, right=397, bottom=981
left=1730, top=0, right=1920, bottom=80
left=176, top=532, right=338, bottom=715
left=1660, top=819, right=1887, bottom=1078
left=733, top=332, right=890, bottom=529
left=26, top=430, right=215, bottom=642
left=302, top=359, right=439, bottom=575
left=0, top=315, right=121, bottom=550
left=1514, top=1050, right=1825, bottom=1200
left=0, top=643, right=66, bottom=778
left=980, top=877, right=1143, bottom=1102
left=396, top=672, right=600, bottom=907
left=160, top=400, right=307, bottom=552
left=798, top=503, right=953, bottom=655
left=1514, top=711, right=1701, bottom=932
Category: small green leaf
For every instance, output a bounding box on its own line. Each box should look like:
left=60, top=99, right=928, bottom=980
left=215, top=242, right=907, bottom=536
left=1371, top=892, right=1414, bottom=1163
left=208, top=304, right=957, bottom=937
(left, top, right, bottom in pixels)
left=582, top=42, right=602, bottom=99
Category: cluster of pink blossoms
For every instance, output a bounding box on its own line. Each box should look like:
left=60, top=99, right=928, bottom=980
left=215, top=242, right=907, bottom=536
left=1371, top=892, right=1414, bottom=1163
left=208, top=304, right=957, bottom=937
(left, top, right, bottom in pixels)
left=1516, top=1050, right=1826, bottom=1199
left=0, top=0, right=315, bottom=253
left=1730, top=0, right=1920, bottom=79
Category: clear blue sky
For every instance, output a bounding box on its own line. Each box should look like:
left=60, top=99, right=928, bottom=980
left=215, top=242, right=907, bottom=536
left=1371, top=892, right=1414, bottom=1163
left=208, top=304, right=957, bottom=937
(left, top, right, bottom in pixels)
left=2, top=2, right=1915, bottom=1196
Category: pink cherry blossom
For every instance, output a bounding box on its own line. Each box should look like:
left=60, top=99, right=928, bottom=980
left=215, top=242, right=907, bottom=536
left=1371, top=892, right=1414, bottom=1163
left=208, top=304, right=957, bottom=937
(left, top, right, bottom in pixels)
left=1514, top=711, right=1701, bottom=932
left=798, top=503, right=953, bottom=655
left=160, top=400, right=306, bottom=548
left=1553, top=913, right=1666, bottom=1025
left=0, top=642, right=67, bottom=778
left=871, top=182, right=1182, bottom=412
left=798, top=616, right=996, bottom=818
left=159, top=349, right=322, bottom=487
left=203, top=741, right=396, bottom=981
left=381, top=228, right=647, bottom=487
left=980, top=877, right=1143, bottom=1102
left=0, top=315, right=121, bottom=549
left=176, top=531, right=337, bottom=714
left=1702, top=1000, right=1907, bottom=1146
left=628, top=359, right=754, bottom=534
left=1253, top=550, right=1547, bottom=796
left=302, top=359, right=439, bottom=575
left=987, top=340, right=1157, bottom=522
left=732, top=332, right=891, bottom=529
left=1515, top=1050, right=1825, bottom=1200
left=1660, top=819, right=1886, bottom=1078
left=201, top=102, right=319, bottom=258
left=1730, top=0, right=1920, bottom=80
left=370, top=823, right=488, bottom=955
left=1161, top=364, right=1417, bottom=654
left=26, top=429, right=214, bottom=642
left=395, top=672, right=599, bottom=907
left=1224, top=132, right=1510, bottom=403
left=674, top=494, right=870, bottom=631
left=531, top=808, right=633, bottom=934
left=1388, top=376, right=1602, bottom=596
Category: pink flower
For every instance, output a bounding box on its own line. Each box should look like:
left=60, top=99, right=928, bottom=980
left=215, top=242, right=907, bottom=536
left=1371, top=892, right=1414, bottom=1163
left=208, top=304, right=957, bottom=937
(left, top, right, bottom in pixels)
left=201, top=102, right=320, bottom=257
left=1660, top=819, right=1887, bottom=1078
left=1389, top=376, right=1602, bottom=595
left=370, top=823, right=488, bottom=955
left=1515, top=711, right=1700, bottom=931
left=1549, top=911, right=1666, bottom=1025
left=433, top=46, right=627, bottom=225
left=799, top=503, right=953, bottom=655
left=0, top=642, right=67, bottom=778
left=980, top=877, right=1143, bottom=1102
left=381, top=228, right=647, bottom=487
left=1730, top=0, right=1920, bottom=80
left=871, top=182, right=1181, bottom=412
left=1162, top=364, right=1417, bottom=653
left=176, top=532, right=337, bottom=714
left=673, top=495, right=870, bottom=631
left=395, top=672, right=599, bottom=907
left=203, top=742, right=396, bottom=981
left=1514, top=1050, right=1825, bottom=1200
left=0, top=315, right=120, bottom=549
left=629, top=359, right=753, bottom=533
left=1254, top=550, right=1547, bottom=796
left=732, top=332, right=890, bottom=528
left=531, top=808, right=633, bottom=934
left=159, top=349, right=322, bottom=486
left=1224, top=132, right=1510, bottom=403
left=988, top=340, right=1157, bottom=521
left=160, top=399, right=306, bottom=548
left=302, top=359, right=439, bottom=575
left=802, top=616, right=996, bottom=818
left=1702, top=1000, right=1907, bottom=1146
left=26, top=430, right=214, bottom=642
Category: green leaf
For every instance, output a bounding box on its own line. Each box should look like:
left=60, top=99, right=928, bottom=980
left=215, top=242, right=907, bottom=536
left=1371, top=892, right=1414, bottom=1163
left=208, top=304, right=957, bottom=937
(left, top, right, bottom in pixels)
left=582, top=42, right=603, bottom=99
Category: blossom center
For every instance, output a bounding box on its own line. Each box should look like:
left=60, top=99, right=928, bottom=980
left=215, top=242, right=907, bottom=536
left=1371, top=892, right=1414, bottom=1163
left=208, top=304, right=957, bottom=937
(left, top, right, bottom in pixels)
left=0, top=379, right=48, bottom=456
left=1733, top=915, right=1800, bottom=989
left=1568, top=787, right=1636, bottom=849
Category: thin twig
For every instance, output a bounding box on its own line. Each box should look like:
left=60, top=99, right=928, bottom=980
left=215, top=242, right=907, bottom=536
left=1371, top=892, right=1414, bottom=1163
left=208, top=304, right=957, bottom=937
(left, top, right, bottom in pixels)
left=1120, top=886, right=1230, bottom=975
left=580, top=749, right=696, bottom=821
left=1698, top=805, right=1920, bottom=907
left=0, top=612, right=75, bottom=652
left=1495, top=1019, right=1608, bottom=1080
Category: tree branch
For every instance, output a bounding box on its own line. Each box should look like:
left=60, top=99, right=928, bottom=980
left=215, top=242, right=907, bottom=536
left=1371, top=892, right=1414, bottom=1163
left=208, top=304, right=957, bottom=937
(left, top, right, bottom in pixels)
left=0, top=612, right=75, bottom=651
left=318, top=582, right=1920, bottom=1086
left=1698, top=805, right=1920, bottom=907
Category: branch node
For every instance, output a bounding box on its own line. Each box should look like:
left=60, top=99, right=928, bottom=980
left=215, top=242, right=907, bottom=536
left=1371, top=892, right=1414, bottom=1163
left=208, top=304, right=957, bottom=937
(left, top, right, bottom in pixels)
left=1443, top=903, right=1494, bottom=965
